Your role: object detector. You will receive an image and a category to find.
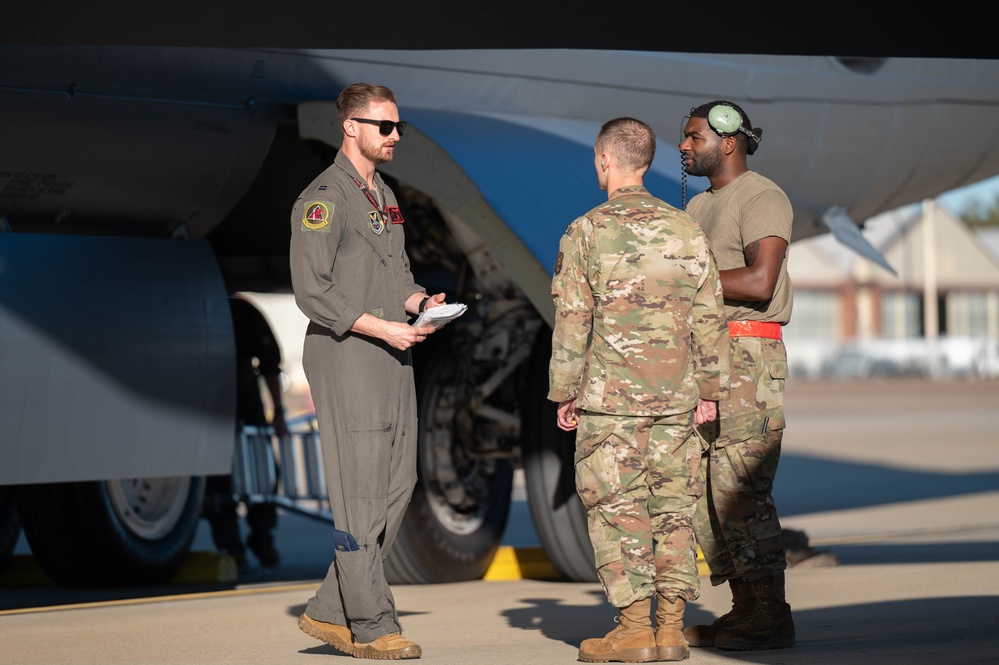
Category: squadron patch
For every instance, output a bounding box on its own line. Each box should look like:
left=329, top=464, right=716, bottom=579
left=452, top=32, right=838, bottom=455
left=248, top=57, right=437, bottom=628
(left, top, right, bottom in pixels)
left=369, top=211, right=384, bottom=235
left=302, top=201, right=331, bottom=232
left=554, top=251, right=563, bottom=275
left=387, top=206, right=405, bottom=224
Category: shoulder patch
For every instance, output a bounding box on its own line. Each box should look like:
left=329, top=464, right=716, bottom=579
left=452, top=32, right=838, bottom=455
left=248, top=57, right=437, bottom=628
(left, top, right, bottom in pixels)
left=302, top=201, right=332, bottom=232
left=554, top=251, right=564, bottom=275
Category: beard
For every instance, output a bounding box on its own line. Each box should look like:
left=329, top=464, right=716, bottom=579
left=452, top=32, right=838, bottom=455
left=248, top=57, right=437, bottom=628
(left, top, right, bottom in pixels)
left=682, top=148, right=722, bottom=178
left=359, top=133, right=394, bottom=165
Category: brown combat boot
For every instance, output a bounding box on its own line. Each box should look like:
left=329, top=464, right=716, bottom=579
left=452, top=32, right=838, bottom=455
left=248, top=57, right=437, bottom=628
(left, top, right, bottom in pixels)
left=681, top=578, right=753, bottom=647
left=654, top=595, right=689, bottom=661
left=352, top=632, right=422, bottom=660
left=298, top=614, right=355, bottom=656
left=578, top=597, right=658, bottom=663
left=714, top=572, right=796, bottom=650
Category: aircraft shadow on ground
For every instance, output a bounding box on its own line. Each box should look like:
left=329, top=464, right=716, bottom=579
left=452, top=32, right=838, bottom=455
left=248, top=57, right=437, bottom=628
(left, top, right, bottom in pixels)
left=502, top=593, right=999, bottom=662
left=774, top=453, right=999, bottom=516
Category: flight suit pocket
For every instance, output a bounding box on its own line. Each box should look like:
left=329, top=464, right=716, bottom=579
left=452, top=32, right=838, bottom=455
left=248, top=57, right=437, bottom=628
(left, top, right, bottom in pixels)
left=343, top=421, right=393, bottom=499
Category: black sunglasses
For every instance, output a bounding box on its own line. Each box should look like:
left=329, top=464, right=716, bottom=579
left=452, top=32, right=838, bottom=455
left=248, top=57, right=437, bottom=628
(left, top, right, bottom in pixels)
left=352, top=117, right=407, bottom=137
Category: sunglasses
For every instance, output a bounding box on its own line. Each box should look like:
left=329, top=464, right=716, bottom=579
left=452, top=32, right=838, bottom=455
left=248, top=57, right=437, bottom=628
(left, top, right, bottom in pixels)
left=352, top=117, right=407, bottom=137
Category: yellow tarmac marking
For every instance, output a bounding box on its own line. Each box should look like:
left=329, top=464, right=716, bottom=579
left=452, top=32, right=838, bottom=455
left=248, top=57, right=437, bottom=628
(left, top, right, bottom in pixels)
left=1, top=546, right=711, bottom=615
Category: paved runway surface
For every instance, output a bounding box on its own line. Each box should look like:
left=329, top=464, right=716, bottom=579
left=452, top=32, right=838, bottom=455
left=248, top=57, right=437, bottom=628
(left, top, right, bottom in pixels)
left=3, top=378, right=999, bottom=664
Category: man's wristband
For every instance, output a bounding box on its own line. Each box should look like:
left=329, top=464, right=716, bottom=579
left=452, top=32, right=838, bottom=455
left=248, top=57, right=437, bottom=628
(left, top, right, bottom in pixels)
left=419, top=296, right=430, bottom=313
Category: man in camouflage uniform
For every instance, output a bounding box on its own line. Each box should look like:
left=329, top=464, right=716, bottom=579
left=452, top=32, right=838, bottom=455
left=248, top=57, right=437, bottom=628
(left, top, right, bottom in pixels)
left=549, top=117, right=730, bottom=663
left=678, top=101, right=796, bottom=650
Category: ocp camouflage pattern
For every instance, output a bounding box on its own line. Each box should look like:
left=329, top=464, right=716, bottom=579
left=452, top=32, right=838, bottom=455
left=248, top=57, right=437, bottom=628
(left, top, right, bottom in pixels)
left=574, top=412, right=704, bottom=606
left=694, top=336, right=789, bottom=583
left=548, top=186, right=730, bottom=417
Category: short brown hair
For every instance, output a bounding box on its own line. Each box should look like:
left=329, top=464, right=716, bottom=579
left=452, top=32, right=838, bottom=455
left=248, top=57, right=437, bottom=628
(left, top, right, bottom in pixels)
left=596, top=117, right=656, bottom=172
left=336, top=82, right=398, bottom=131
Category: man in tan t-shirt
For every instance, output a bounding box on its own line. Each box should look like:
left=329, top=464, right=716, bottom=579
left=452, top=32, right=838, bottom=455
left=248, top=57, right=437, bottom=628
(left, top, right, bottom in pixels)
left=677, top=100, right=796, bottom=652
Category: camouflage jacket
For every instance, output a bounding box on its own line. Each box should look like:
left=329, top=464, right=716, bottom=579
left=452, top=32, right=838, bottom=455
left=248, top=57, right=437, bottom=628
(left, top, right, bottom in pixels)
left=548, top=186, right=730, bottom=416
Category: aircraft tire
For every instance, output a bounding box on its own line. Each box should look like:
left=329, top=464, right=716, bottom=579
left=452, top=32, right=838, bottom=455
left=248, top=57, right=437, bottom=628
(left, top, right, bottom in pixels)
left=520, top=330, right=597, bottom=583
left=15, top=476, right=204, bottom=587
left=384, top=335, right=513, bottom=584
left=0, top=487, right=20, bottom=573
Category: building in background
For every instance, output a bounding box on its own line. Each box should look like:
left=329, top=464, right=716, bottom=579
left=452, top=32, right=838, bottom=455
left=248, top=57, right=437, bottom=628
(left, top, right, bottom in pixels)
left=785, top=200, right=999, bottom=379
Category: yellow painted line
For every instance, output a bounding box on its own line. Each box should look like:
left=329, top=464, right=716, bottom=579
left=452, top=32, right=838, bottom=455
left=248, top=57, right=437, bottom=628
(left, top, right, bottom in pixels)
left=697, top=547, right=711, bottom=578
left=483, top=546, right=564, bottom=581
left=482, top=546, right=710, bottom=581
left=169, top=551, right=238, bottom=585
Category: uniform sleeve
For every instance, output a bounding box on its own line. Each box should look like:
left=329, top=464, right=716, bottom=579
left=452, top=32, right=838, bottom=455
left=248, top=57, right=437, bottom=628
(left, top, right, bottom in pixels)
left=289, top=194, right=365, bottom=336
left=741, top=188, right=793, bottom=246
left=690, top=244, right=731, bottom=401
left=547, top=218, right=594, bottom=403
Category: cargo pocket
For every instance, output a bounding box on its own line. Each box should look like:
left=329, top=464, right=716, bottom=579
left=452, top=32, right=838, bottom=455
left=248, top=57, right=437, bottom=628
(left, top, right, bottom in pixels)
left=574, top=449, right=617, bottom=512
left=591, top=530, right=622, bottom=570
left=343, top=421, right=393, bottom=498
left=717, top=350, right=787, bottom=447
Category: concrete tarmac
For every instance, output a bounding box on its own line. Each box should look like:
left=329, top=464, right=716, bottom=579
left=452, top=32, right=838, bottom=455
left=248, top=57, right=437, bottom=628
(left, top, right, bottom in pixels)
left=2, top=377, right=999, bottom=664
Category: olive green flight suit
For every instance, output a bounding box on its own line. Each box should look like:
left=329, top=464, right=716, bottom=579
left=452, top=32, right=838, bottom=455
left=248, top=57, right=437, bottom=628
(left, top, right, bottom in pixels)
left=290, top=150, right=423, bottom=643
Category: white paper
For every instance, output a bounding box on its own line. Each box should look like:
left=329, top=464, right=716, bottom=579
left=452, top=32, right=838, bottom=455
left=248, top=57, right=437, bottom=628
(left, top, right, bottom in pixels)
left=412, top=302, right=467, bottom=329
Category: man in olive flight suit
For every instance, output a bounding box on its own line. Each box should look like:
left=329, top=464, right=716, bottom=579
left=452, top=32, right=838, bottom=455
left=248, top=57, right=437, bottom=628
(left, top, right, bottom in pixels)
left=290, top=82, right=446, bottom=661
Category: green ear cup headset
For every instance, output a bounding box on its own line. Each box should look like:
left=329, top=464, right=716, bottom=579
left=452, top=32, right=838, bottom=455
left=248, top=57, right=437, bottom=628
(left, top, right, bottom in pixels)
left=706, top=103, right=762, bottom=155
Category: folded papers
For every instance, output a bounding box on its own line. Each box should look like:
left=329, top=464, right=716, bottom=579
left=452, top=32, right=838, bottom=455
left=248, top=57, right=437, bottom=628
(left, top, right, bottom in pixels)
left=412, top=302, right=467, bottom=329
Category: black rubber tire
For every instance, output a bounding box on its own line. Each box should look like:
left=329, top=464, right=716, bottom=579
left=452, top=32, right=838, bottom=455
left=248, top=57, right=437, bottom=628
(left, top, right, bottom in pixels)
left=0, top=487, right=21, bottom=573
left=15, top=476, right=205, bottom=587
left=520, top=329, right=596, bottom=582
left=385, top=336, right=513, bottom=584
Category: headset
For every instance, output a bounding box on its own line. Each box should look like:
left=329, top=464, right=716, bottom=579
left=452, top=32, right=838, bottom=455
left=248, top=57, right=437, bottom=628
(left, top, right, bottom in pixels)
left=680, top=102, right=763, bottom=208
left=706, top=103, right=762, bottom=154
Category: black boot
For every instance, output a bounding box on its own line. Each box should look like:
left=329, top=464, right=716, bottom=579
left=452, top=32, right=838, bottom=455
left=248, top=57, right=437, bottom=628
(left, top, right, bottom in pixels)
left=682, top=579, right=753, bottom=647
left=714, top=573, right=796, bottom=650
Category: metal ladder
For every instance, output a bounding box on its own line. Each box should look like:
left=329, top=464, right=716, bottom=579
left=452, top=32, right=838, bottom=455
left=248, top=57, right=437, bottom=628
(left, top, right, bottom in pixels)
left=230, top=416, right=333, bottom=523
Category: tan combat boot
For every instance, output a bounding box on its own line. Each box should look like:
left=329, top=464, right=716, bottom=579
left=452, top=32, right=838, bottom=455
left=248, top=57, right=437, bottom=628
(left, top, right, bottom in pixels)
left=352, top=632, right=422, bottom=660
left=298, top=614, right=355, bottom=656
left=654, top=595, right=689, bottom=661
left=681, top=578, right=752, bottom=647
left=578, top=597, right=657, bottom=663
left=714, top=573, right=796, bottom=650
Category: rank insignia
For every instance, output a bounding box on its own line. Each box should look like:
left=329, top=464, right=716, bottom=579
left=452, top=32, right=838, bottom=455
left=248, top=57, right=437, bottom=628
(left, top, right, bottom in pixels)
left=387, top=206, right=405, bottom=224
left=302, top=202, right=331, bottom=232
left=369, top=211, right=384, bottom=235
left=554, top=251, right=563, bottom=275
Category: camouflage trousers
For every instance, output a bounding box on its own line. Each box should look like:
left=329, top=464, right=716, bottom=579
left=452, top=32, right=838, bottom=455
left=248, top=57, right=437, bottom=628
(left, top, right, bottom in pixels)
left=693, top=336, right=789, bottom=586
left=574, top=411, right=704, bottom=607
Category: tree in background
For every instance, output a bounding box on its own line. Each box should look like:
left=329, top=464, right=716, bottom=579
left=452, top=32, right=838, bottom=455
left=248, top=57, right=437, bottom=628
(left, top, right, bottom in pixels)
left=960, top=195, right=999, bottom=228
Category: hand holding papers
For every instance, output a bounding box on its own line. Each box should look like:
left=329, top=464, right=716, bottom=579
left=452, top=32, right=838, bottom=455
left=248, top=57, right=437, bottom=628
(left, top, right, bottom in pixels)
left=412, top=302, right=467, bottom=329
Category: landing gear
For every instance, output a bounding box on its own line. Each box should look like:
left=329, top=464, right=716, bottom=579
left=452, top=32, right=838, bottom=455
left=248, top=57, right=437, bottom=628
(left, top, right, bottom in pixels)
left=16, top=476, right=204, bottom=587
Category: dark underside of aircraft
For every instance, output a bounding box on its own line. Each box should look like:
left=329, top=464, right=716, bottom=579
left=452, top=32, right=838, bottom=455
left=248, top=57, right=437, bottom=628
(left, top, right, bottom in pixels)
left=5, top=2, right=998, bottom=60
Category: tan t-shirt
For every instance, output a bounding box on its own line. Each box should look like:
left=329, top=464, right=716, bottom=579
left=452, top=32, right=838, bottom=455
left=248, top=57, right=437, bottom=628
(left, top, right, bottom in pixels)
left=686, top=170, right=793, bottom=324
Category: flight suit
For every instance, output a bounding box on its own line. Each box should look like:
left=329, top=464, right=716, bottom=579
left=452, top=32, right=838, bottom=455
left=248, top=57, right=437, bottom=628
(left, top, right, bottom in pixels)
left=290, top=150, right=423, bottom=644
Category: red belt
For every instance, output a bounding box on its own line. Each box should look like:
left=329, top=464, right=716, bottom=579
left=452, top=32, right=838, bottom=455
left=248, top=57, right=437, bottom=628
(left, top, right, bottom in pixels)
left=728, top=320, right=783, bottom=340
